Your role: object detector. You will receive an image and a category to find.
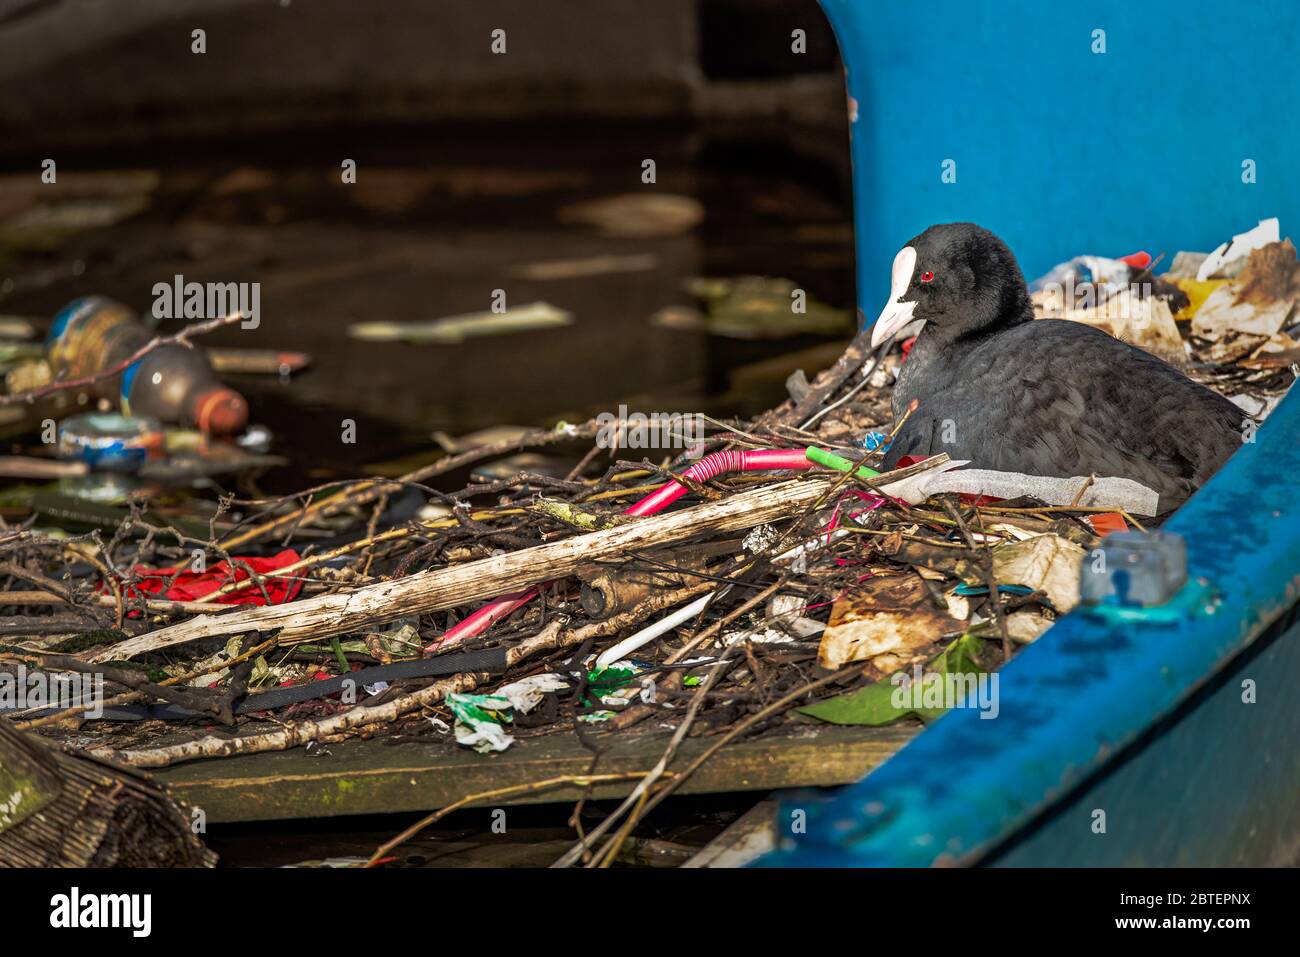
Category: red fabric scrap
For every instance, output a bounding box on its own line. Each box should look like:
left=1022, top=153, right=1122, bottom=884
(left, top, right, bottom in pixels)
left=1084, top=512, right=1129, bottom=537
left=120, top=549, right=303, bottom=607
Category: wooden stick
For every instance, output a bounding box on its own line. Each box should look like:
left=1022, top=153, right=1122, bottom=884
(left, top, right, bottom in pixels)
left=363, top=771, right=655, bottom=867
left=0, top=590, right=245, bottom=616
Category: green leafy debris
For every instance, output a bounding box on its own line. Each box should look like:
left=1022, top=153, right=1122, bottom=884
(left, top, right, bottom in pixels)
left=797, top=633, right=991, bottom=726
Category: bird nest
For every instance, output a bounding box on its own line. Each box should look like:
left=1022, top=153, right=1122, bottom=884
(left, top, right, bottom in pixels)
left=0, top=244, right=1295, bottom=865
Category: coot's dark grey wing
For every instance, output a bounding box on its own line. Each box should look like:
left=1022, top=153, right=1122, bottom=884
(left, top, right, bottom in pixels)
left=881, top=320, right=1245, bottom=510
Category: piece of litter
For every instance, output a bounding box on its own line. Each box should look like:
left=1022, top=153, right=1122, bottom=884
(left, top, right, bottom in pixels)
left=743, top=524, right=779, bottom=555
left=1029, top=253, right=1135, bottom=293
left=348, top=301, right=573, bottom=344
left=721, top=627, right=798, bottom=647
left=887, top=467, right=1160, bottom=517
left=1197, top=217, right=1280, bottom=281
left=986, top=534, right=1086, bottom=613
left=1085, top=512, right=1129, bottom=537
left=509, top=253, right=659, bottom=281
left=765, top=594, right=826, bottom=638
left=495, top=673, right=569, bottom=714
left=1004, top=609, right=1054, bottom=643
left=862, top=431, right=889, bottom=452
left=558, top=193, right=703, bottom=238
left=1193, top=285, right=1294, bottom=340
left=446, top=692, right=514, bottom=753
left=817, top=574, right=962, bottom=670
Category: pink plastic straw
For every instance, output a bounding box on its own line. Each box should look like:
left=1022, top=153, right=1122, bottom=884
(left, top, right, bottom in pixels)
left=423, top=447, right=812, bottom=653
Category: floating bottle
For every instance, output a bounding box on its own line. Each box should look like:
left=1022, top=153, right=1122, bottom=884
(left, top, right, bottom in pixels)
left=46, top=297, right=248, bottom=434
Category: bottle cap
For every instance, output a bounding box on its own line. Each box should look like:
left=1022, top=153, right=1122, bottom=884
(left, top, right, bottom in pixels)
left=56, top=412, right=164, bottom=473
left=194, top=387, right=249, bottom=435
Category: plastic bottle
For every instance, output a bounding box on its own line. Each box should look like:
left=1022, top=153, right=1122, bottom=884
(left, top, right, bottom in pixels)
left=46, top=297, right=248, bottom=434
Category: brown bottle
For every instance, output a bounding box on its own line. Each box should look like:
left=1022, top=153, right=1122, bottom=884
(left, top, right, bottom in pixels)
left=46, top=297, right=248, bottom=434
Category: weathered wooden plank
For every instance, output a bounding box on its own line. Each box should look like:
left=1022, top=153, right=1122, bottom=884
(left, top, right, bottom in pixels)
left=683, top=797, right=779, bottom=868
left=156, top=722, right=918, bottom=823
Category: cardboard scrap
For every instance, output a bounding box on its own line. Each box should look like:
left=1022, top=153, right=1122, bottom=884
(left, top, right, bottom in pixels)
left=1197, top=218, right=1279, bottom=281
left=1192, top=285, right=1294, bottom=340
left=817, top=574, right=962, bottom=670
left=984, top=534, right=1086, bottom=613
left=1042, top=288, right=1187, bottom=367
left=1192, top=240, right=1300, bottom=343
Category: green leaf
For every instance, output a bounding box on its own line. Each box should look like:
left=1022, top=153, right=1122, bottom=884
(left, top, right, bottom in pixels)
left=797, top=634, right=989, bottom=726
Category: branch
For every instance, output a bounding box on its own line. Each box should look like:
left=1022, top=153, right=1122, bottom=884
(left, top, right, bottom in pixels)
left=0, top=311, right=245, bottom=406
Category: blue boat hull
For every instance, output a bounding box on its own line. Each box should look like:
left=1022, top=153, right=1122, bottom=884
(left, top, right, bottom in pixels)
left=763, top=0, right=1300, bottom=867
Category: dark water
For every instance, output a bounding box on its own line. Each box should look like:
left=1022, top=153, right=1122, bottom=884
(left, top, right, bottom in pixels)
left=2, top=121, right=855, bottom=492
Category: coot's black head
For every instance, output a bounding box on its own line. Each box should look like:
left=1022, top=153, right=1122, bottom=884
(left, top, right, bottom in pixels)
left=870, top=223, right=1034, bottom=349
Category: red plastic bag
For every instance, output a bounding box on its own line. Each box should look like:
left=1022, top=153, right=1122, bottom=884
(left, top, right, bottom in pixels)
left=120, top=549, right=303, bottom=606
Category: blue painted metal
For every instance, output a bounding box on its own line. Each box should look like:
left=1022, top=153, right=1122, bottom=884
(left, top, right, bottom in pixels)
left=762, top=385, right=1300, bottom=867
left=990, top=610, right=1300, bottom=867
left=760, top=0, right=1300, bottom=866
left=818, top=0, right=1300, bottom=316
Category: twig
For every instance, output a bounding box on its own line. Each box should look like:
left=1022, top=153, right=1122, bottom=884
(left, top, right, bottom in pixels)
left=554, top=652, right=736, bottom=868
left=217, top=419, right=602, bottom=551
left=569, top=661, right=874, bottom=866
left=0, top=311, right=246, bottom=406
left=363, top=772, right=655, bottom=868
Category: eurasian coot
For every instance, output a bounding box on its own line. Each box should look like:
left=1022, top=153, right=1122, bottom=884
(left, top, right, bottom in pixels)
left=871, top=223, right=1244, bottom=512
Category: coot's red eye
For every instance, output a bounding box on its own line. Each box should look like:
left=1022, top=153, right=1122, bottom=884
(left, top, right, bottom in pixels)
left=920, top=271, right=935, bottom=283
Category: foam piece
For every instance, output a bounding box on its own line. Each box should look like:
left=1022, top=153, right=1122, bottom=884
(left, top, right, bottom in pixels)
left=885, top=467, right=1160, bottom=516
left=876, top=459, right=970, bottom=502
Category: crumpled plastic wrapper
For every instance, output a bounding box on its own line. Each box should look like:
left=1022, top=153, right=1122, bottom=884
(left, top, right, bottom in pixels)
left=881, top=464, right=1159, bottom=517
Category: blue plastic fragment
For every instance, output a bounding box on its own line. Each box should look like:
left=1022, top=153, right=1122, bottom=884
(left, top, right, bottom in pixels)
left=862, top=431, right=889, bottom=452
left=953, top=583, right=1034, bottom=597
left=55, top=412, right=163, bottom=473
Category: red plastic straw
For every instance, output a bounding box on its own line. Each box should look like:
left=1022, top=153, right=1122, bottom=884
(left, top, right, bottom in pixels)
left=423, top=448, right=812, bottom=653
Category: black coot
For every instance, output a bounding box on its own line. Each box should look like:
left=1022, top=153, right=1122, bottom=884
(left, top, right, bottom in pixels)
left=871, top=223, right=1244, bottom=512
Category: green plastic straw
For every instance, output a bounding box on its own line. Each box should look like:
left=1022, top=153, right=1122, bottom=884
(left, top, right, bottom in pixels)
left=804, top=446, right=881, bottom=480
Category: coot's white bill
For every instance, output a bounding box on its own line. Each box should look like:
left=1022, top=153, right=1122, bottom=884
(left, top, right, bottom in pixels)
left=871, top=245, right=919, bottom=348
